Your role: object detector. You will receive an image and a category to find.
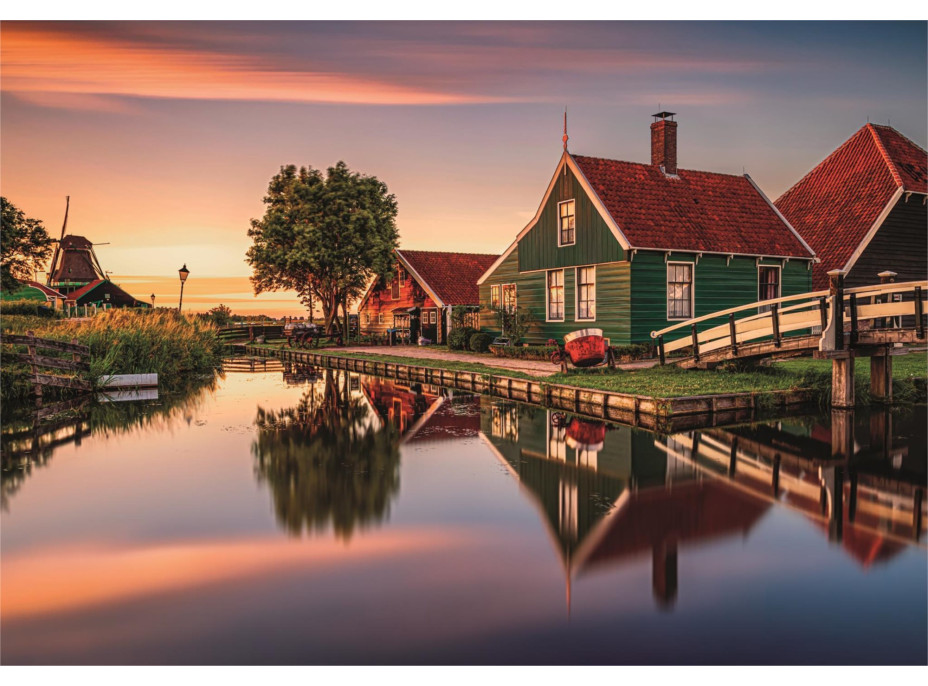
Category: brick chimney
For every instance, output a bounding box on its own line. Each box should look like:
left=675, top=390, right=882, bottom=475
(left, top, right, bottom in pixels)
left=650, top=111, right=678, bottom=175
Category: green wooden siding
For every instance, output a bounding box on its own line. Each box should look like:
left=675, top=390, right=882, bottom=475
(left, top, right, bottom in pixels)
left=518, top=163, right=625, bottom=271
left=630, top=251, right=813, bottom=343
left=480, top=244, right=632, bottom=345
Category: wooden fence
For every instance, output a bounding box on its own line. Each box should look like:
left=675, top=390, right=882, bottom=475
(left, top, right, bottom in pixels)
left=2, top=331, right=91, bottom=399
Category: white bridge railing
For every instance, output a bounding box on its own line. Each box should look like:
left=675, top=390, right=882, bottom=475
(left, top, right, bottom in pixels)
left=651, top=272, right=927, bottom=365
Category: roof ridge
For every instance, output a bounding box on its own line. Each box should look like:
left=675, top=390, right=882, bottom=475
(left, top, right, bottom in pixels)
left=867, top=124, right=905, bottom=189
left=572, top=153, right=747, bottom=180
left=398, top=248, right=498, bottom=257
left=777, top=124, right=878, bottom=204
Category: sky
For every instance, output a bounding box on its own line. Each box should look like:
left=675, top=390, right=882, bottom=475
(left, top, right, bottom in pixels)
left=1, top=21, right=926, bottom=315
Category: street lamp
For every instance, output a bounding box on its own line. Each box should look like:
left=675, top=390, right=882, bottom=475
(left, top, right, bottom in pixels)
left=178, top=264, right=190, bottom=312
left=150, top=293, right=156, bottom=309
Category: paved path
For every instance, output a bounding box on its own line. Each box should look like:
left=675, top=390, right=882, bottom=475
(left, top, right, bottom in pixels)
left=337, top=345, right=657, bottom=378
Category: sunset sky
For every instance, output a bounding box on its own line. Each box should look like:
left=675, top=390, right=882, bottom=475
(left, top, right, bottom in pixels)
left=1, top=21, right=925, bottom=315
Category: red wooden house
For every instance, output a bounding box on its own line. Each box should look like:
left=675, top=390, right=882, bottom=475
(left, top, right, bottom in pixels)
left=775, top=124, right=927, bottom=289
left=357, top=249, right=498, bottom=344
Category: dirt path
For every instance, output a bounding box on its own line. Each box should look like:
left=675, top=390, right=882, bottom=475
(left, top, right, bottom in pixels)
left=337, top=345, right=658, bottom=378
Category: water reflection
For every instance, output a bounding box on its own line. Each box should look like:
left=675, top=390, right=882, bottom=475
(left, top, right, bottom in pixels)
left=1, top=376, right=218, bottom=510
left=252, top=369, right=402, bottom=540
left=480, top=399, right=927, bottom=611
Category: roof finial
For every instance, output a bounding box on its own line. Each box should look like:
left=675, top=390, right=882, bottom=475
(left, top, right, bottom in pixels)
left=562, top=109, right=569, bottom=152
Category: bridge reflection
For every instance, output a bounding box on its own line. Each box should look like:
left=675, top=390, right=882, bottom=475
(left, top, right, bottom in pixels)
left=479, top=399, right=926, bottom=611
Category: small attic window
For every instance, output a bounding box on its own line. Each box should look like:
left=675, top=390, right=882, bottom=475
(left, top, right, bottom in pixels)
left=558, top=199, right=576, bottom=247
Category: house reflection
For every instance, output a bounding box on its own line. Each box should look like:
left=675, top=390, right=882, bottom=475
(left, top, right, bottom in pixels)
left=479, top=399, right=927, bottom=612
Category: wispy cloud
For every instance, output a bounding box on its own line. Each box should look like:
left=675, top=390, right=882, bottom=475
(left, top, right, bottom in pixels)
left=0, top=25, right=513, bottom=107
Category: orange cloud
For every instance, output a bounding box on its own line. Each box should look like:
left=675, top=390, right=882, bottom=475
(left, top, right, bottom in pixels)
left=0, top=25, right=507, bottom=106
left=1, top=529, right=465, bottom=621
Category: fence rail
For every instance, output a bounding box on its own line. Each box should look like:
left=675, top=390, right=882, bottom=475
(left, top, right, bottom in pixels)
left=651, top=278, right=927, bottom=366
left=1, top=330, right=92, bottom=397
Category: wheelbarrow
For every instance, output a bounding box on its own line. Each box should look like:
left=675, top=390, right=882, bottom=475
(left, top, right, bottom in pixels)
left=550, top=328, right=616, bottom=373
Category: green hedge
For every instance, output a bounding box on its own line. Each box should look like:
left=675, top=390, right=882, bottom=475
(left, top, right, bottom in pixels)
left=489, top=344, right=557, bottom=361
left=448, top=327, right=477, bottom=350
left=469, top=332, right=492, bottom=353
left=0, top=299, right=59, bottom=318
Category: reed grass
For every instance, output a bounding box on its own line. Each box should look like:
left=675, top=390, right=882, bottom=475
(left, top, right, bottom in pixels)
left=1, top=310, right=224, bottom=404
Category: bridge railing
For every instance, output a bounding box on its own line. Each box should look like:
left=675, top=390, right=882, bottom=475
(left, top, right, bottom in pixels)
left=651, top=275, right=927, bottom=364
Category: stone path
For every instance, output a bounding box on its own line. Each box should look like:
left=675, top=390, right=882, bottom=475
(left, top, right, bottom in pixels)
left=337, top=345, right=658, bottom=378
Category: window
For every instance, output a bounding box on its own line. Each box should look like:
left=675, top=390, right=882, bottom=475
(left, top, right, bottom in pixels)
left=399, top=269, right=406, bottom=287
left=576, top=266, right=596, bottom=321
left=558, top=200, right=576, bottom=246
left=758, top=265, right=781, bottom=313
left=667, top=263, right=693, bottom=320
left=391, top=274, right=400, bottom=299
left=502, top=284, right=517, bottom=313
left=547, top=270, right=564, bottom=320
left=378, top=312, right=385, bottom=324
left=429, top=311, right=437, bottom=324
left=490, top=284, right=501, bottom=309
left=364, top=313, right=370, bottom=324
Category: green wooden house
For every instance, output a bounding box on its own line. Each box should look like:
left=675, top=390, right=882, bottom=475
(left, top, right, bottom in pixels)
left=478, top=113, right=817, bottom=345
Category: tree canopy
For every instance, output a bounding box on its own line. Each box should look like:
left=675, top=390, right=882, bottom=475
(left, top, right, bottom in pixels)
left=0, top=197, right=54, bottom=292
left=246, top=162, right=398, bottom=333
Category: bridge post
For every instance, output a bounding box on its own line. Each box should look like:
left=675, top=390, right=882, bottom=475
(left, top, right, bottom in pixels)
left=831, top=408, right=855, bottom=459
left=877, top=271, right=897, bottom=329
left=916, top=286, right=925, bottom=339
left=870, top=347, right=893, bottom=403
left=828, top=270, right=846, bottom=351
left=831, top=352, right=855, bottom=409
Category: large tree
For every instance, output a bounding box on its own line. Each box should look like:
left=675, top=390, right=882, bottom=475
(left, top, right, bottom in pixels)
left=246, top=162, right=398, bottom=335
left=1, top=197, right=54, bottom=293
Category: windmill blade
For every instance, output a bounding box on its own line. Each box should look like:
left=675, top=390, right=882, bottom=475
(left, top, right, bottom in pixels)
left=46, top=195, right=69, bottom=285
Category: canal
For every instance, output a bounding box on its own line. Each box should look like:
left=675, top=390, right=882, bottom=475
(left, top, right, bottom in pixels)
left=1, top=360, right=926, bottom=665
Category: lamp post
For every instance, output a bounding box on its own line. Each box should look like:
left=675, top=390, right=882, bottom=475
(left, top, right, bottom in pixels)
left=178, top=264, right=189, bottom=313
left=150, top=293, right=156, bottom=309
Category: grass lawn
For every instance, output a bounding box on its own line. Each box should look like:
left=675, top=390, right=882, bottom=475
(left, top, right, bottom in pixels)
left=247, top=343, right=926, bottom=402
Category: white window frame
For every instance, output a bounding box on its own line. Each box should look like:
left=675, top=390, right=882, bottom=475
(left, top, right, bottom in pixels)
left=378, top=312, right=385, bottom=324
left=757, top=264, right=782, bottom=313
left=501, top=284, right=517, bottom=313
left=399, top=268, right=406, bottom=287
left=557, top=199, right=576, bottom=247
left=546, top=269, right=565, bottom=322
left=490, top=284, right=501, bottom=309
left=666, top=261, right=695, bottom=321
left=575, top=265, right=596, bottom=322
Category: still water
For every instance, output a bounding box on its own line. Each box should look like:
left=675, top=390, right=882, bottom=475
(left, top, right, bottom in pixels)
left=2, top=361, right=926, bottom=665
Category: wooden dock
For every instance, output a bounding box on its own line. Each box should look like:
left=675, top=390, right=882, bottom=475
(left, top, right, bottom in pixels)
left=243, top=345, right=814, bottom=432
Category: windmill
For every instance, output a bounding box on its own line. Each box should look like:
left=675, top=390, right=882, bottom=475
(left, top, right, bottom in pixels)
left=46, top=197, right=108, bottom=294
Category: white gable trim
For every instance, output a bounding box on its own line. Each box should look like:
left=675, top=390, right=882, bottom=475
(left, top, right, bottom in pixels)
left=476, top=152, right=632, bottom=286
left=744, top=174, right=818, bottom=260
left=395, top=249, right=445, bottom=308
left=842, top=186, right=905, bottom=276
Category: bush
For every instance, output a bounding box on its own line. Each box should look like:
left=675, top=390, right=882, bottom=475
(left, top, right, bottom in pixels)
left=610, top=343, right=652, bottom=362
left=489, top=344, right=557, bottom=361
left=469, top=332, right=492, bottom=353
left=448, top=326, right=476, bottom=350
left=0, top=299, right=59, bottom=318
left=206, top=304, right=233, bottom=327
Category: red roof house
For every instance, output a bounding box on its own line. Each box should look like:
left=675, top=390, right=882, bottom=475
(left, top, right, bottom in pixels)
left=776, top=124, right=927, bottom=289
left=477, top=112, right=816, bottom=344
left=357, top=249, right=497, bottom=344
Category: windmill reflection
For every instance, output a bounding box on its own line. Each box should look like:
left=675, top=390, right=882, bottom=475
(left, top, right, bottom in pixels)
left=480, top=399, right=926, bottom=612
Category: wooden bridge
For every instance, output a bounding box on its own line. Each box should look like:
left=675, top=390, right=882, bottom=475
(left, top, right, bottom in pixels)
left=652, top=270, right=926, bottom=408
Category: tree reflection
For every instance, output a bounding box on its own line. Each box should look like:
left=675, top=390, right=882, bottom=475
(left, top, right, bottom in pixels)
left=252, top=369, right=401, bottom=540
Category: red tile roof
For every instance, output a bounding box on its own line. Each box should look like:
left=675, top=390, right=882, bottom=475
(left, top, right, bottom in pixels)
left=572, top=154, right=812, bottom=258
left=66, top=279, right=104, bottom=301
left=398, top=249, right=499, bottom=306
left=775, top=124, right=927, bottom=288
left=25, top=281, right=67, bottom=299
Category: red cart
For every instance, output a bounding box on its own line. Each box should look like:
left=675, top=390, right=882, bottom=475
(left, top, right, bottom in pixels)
left=550, top=328, right=616, bottom=373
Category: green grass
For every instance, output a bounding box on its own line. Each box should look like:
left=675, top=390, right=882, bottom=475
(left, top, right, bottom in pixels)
left=249, top=343, right=927, bottom=404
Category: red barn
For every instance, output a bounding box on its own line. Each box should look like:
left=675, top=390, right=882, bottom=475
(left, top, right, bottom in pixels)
left=356, top=249, right=498, bottom=344
left=776, top=124, right=927, bottom=289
